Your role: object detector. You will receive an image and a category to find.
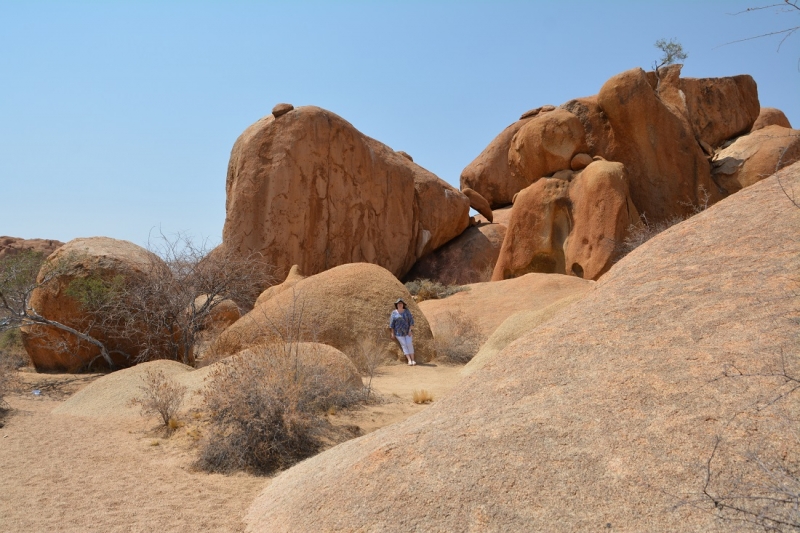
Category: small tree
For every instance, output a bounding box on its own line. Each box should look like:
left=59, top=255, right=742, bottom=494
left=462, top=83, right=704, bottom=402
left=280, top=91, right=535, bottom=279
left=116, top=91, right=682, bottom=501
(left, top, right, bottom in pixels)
left=71, top=233, right=275, bottom=366
left=653, top=37, right=688, bottom=77
left=0, top=250, right=120, bottom=368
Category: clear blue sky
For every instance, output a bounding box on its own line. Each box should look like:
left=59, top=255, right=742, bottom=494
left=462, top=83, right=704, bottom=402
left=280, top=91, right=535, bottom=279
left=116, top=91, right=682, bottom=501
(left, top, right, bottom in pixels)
left=2, top=1, right=798, bottom=248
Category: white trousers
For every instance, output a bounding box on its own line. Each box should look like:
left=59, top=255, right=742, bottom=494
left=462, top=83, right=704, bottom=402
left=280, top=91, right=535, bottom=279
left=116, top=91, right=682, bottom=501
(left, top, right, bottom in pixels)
left=396, top=335, right=414, bottom=355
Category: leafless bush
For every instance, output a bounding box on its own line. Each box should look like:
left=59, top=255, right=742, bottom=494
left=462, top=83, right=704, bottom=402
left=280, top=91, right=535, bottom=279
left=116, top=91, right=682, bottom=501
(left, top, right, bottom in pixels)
left=433, top=309, right=483, bottom=364
left=404, top=278, right=468, bottom=303
left=352, top=336, right=389, bottom=401
left=72, top=233, right=275, bottom=367
left=196, top=342, right=362, bottom=475
left=129, top=369, right=187, bottom=428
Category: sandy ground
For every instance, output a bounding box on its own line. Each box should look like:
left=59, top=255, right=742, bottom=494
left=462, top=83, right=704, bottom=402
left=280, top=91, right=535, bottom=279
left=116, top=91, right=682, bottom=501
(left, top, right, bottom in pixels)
left=0, top=362, right=463, bottom=533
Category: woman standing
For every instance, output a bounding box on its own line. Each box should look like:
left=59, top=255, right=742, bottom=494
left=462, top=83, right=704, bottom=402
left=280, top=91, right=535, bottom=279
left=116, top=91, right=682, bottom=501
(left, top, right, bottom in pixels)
left=389, top=298, right=416, bottom=366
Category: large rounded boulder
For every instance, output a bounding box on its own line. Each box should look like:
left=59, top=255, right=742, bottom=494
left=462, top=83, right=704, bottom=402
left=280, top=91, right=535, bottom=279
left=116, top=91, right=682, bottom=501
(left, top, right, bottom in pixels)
left=211, top=263, right=435, bottom=363
left=0, top=236, right=63, bottom=261
left=20, top=237, right=167, bottom=372
left=222, top=105, right=469, bottom=283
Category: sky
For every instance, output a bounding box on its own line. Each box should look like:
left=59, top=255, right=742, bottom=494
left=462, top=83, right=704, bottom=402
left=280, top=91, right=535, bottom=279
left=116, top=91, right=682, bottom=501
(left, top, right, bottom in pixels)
left=1, top=1, right=798, bottom=249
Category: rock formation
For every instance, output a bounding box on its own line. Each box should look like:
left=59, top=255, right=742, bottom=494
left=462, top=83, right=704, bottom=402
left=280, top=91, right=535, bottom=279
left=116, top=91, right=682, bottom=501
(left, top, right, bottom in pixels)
left=492, top=160, right=639, bottom=280
left=193, top=294, right=241, bottom=331
left=459, top=66, right=769, bottom=282
left=20, top=237, right=168, bottom=372
left=751, top=106, right=791, bottom=132
left=245, top=162, right=800, bottom=533
left=712, top=125, right=800, bottom=194
left=403, top=223, right=506, bottom=285
left=221, top=105, right=470, bottom=283
left=461, top=187, right=493, bottom=222
left=211, top=263, right=435, bottom=364
left=0, top=236, right=63, bottom=261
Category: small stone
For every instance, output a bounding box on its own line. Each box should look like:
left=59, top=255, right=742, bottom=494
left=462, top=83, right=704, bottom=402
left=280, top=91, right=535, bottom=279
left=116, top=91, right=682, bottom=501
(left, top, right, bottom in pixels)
left=539, top=105, right=556, bottom=113
left=396, top=151, right=413, bottom=162
left=272, top=103, right=294, bottom=118
left=570, top=153, right=593, bottom=171
left=519, top=108, right=541, bottom=120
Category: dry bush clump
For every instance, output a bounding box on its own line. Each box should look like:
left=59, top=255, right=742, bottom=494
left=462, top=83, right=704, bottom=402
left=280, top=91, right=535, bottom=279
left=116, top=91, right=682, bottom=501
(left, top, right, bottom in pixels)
left=404, top=278, right=467, bottom=303
left=412, top=389, right=433, bottom=404
left=0, top=328, right=31, bottom=370
left=352, top=336, right=389, bottom=401
left=197, top=342, right=362, bottom=475
left=129, top=369, right=188, bottom=428
left=433, top=309, right=483, bottom=364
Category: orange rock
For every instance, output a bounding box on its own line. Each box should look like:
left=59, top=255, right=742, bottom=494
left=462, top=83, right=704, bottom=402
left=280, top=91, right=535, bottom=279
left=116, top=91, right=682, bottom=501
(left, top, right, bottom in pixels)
left=656, top=65, right=759, bottom=148
left=492, top=160, right=639, bottom=281
left=508, top=107, right=588, bottom=190
left=598, top=67, right=722, bottom=222
left=570, top=152, right=593, bottom=171
left=461, top=187, right=493, bottom=222
left=460, top=118, right=532, bottom=208
left=751, top=107, right=792, bottom=131
left=404, top=223, right=506, bottom=285
left=222, top=106, right=469, bottom=283
left=712, top=125, right=800, bottom=193
left=271, top=103, right=294, bottom=118
left=20, top=237, right=171, bottom=372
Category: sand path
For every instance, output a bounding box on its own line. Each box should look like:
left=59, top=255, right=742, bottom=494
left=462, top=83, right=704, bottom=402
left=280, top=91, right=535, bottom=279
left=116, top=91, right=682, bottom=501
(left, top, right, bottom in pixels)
left=0, top=363, right=462, bottom=532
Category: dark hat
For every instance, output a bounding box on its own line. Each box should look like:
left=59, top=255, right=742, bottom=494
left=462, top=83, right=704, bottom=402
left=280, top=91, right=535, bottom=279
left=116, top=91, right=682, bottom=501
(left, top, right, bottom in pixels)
left=394, top=298, right=407, bottom=308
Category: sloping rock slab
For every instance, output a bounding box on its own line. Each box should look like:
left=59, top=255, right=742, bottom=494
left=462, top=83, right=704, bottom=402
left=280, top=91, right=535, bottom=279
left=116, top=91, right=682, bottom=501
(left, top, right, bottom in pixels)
left=246, top=163, right=800, bottom=532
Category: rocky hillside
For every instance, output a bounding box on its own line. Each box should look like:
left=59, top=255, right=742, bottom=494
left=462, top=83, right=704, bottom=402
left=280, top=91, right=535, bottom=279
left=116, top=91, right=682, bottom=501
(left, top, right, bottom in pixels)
left=245, top=162, right=800, bottom=532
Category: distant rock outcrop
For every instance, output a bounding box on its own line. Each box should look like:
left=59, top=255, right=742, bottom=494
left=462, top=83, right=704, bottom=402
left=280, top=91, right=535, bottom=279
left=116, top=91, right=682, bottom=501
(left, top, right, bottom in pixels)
left=221, top=105, right=470, bottom=283
left=245, top=162, right=800, bottom=533
left=0, top=236, right=63, bottom=261
left=211, top=263, right=435, bottom=364
left=21, top=237, right=168, bottom=372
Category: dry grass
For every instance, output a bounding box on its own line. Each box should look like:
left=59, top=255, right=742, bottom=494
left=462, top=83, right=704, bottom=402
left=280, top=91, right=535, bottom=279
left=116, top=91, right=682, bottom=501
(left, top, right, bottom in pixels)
left=412, top=389, right=433, bottom=404
left=433, top=309, right=483, bottom=364
left=196, top=342, right=363, bottom=475
left=351, top=336, right=390, bottom=402
left=404, top=278, right=468, bottom=303
left=129, top=369, right=188, bottom=428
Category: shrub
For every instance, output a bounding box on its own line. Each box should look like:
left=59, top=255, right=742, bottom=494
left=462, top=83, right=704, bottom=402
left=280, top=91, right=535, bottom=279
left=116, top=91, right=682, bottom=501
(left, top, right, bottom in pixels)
left=196, top=342, right=362, bottom=475
left=129, top=369, right=188, bottom=428
left=352, top=336, right=389, bottom=401
left=404, top=279, right=467, bottom=303
left=433, top=309, right=483, bottom=364
left=0, top=328, right=31, bottom=369
left=412, top=389, right=433, bottom=404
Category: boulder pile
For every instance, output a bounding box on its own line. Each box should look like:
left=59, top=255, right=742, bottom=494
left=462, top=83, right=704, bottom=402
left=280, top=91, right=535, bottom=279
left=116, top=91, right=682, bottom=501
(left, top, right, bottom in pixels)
left=458, top=65, right=797, bottom=281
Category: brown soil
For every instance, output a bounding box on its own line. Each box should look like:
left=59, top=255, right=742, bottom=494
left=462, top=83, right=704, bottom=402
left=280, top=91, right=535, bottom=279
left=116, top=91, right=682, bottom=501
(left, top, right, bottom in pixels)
left=0, top=362, right=462, bottom=532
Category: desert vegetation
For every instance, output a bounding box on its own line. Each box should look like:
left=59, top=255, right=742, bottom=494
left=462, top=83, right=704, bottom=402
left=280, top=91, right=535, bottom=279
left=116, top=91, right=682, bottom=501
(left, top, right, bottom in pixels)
left=196, top=342, right=363, bottom=474
left=129, top=368, right=188, bottom=430
left=432, top=309, right=483, bottom=364
left=404, top=278, right=468, bottom=302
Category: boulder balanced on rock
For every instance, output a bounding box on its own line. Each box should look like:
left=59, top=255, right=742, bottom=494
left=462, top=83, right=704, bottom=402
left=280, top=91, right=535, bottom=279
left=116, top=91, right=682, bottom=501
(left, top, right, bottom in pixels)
left=221, top=105, right=470, bottom=284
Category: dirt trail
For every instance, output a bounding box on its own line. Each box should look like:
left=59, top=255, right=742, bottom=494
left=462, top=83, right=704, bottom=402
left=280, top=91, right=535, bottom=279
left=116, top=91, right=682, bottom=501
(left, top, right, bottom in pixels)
left=0, top=362, right=463, bottom=532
